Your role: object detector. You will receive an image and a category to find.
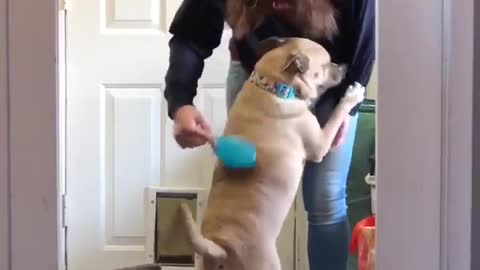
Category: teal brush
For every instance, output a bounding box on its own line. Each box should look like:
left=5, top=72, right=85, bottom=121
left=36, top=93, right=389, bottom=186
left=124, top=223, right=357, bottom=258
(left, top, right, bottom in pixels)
left=203, top=134, right=257, bottom=169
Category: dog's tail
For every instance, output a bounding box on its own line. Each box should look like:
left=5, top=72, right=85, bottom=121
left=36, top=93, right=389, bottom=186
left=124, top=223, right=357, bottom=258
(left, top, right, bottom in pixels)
left=179, top=203, right=227, bottom=259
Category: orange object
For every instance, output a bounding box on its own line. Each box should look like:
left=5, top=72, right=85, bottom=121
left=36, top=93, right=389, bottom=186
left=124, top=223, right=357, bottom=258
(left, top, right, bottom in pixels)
left=350, top=216, right=376, bottom=270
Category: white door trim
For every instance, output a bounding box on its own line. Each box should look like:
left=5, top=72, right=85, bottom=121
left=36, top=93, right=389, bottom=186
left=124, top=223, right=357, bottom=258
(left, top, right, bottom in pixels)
left=1, top=0, right=476, bottom=269
left=58, top=8, right=67, bottom=270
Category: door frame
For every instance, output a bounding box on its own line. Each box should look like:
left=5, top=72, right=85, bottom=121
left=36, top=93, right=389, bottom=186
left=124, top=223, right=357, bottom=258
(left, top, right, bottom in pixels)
left=1, top=0, right=477, bottom=269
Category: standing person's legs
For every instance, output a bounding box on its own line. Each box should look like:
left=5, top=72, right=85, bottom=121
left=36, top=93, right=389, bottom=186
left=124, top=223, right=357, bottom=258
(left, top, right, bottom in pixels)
left=302, top=114, right=358, bottom=270
left=226, top=61, right=249, bottom=111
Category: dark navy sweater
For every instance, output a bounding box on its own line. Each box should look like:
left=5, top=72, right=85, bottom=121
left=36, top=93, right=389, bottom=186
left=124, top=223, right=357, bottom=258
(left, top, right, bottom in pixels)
left=164, top=0, right=375, bottom=125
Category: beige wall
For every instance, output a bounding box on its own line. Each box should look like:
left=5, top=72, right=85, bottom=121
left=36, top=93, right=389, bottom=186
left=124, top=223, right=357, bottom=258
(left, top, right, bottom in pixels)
left=0, top=0, right=10, bottom=268
left=6, top=0, right=59, bottom=269
left=366, top=2, right=379, bottom=101
left=366, top=62, right=378, bottom=100
left=376, top=0, right=444, bottom=267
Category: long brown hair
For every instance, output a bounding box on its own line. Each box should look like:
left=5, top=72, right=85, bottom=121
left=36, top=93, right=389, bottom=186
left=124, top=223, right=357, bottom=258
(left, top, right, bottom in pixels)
left=291, top=0, right=338, bottom=40
left=226, top=0, right=338, bottom=41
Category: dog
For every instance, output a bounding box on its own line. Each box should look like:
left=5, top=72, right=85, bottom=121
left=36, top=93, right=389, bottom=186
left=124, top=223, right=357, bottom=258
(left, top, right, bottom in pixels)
left=180, top=37, right=365, bottom=270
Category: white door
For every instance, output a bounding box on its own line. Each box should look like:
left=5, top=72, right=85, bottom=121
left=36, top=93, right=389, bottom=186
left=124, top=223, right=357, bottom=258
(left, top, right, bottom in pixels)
left=65, top=0, right=297, bottom=269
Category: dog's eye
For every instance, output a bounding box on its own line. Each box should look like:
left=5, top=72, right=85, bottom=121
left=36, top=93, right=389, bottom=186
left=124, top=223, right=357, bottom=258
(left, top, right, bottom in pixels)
left=314, top=72, right=319, bottom=78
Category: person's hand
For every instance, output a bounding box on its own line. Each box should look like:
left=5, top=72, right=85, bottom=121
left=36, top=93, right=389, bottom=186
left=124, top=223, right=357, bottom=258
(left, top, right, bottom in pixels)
left=173, top=105, right=212, bottom=149
left=233, top=7, right=251, bottom=40
left=331, top=116, right=350, bottom=148
left=333, top=82, right=365, bottom=148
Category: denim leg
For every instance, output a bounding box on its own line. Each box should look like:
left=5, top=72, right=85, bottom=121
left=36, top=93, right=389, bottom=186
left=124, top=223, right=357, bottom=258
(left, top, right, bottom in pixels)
left=225, top=61, right=249, bottom=111
left=302, top=114, right=358, bottom=270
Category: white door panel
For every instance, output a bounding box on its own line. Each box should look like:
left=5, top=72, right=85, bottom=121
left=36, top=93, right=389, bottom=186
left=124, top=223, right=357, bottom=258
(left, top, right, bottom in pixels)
left=66, top=0, right=296, bottom=269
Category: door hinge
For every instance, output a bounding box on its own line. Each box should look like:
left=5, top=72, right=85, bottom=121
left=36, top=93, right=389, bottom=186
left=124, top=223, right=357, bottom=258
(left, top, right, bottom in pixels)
left=62, top=194, right=69, bottom=228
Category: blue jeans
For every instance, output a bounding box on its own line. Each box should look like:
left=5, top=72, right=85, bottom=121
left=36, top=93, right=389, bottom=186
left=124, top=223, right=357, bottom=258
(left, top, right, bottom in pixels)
left=226, top=61, right=358, bottom=270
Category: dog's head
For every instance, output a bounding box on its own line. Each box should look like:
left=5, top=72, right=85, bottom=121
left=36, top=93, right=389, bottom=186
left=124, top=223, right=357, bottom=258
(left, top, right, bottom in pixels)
left=254, top=37, right=346, bottom=103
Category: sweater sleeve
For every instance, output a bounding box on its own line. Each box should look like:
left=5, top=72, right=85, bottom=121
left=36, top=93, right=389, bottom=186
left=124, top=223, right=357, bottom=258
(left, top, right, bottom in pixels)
left=164, top=0, right=225, bottom=119
left=343, top=0, right=376, bottom=115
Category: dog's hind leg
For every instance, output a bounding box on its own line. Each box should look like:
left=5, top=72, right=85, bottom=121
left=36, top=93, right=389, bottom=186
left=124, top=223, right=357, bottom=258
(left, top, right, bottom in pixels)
left=179, top=203, right=227, bottom=259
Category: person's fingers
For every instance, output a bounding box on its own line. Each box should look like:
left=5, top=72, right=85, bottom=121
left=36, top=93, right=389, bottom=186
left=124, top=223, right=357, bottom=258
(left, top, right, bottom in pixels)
left=174, top=118, right=199, bottom=136
left=177, top=112, right=211, bottom=137
left=195, top=113, right=212, bottom=132
left=175, top=133, right=207, bottom=149
left=332, top=136, right=341, bottom=148
left=174, top=133, right=190, bottom=149
left=191, top=114, right=213, bottom=143
left=172, top=105, right=212, bottom=149
left=174, top=126, right=209, bottom=148
left=331, top=122, right=346, bottom=148
left=332, top=136, right=345, bottom=148
left=183, top=137, right=206, bottom=148
left=192, top=126, right=214, bottom=145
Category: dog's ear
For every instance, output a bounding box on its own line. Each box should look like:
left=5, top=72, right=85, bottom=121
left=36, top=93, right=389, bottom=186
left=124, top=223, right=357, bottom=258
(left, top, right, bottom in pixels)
left=256, top=37, right=288, bottom=58
left=326, top=63, right=347, bottom=85
left=282, top=51, right=310, bottom=74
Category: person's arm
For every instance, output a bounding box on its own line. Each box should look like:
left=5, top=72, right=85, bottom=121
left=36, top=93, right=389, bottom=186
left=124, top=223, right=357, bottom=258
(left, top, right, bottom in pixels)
left=164, top=0, right=225, bottom=119
left=342, top=0, right=376, bottom=115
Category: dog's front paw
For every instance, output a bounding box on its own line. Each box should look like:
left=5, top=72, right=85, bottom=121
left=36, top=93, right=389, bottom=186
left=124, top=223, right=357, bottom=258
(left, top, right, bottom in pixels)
left=341, top=82, right=365, bottom=109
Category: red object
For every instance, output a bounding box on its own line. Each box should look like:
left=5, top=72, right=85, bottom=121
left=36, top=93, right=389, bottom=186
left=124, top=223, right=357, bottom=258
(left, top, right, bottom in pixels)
left=350, top=216, right=376, bottom=270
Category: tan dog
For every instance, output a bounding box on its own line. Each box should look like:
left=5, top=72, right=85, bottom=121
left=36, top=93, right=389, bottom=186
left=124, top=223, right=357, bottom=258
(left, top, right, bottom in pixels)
left=180, top=37, right=365, bottom=270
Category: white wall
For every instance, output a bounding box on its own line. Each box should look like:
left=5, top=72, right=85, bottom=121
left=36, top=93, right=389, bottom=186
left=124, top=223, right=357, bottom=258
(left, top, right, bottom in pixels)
left=0, top=0, right=10, bottom=268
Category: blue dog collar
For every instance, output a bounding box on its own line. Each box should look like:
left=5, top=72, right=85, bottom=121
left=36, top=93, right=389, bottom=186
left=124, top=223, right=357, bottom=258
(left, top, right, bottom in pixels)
left=248, top=71, right=297, bottom=99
